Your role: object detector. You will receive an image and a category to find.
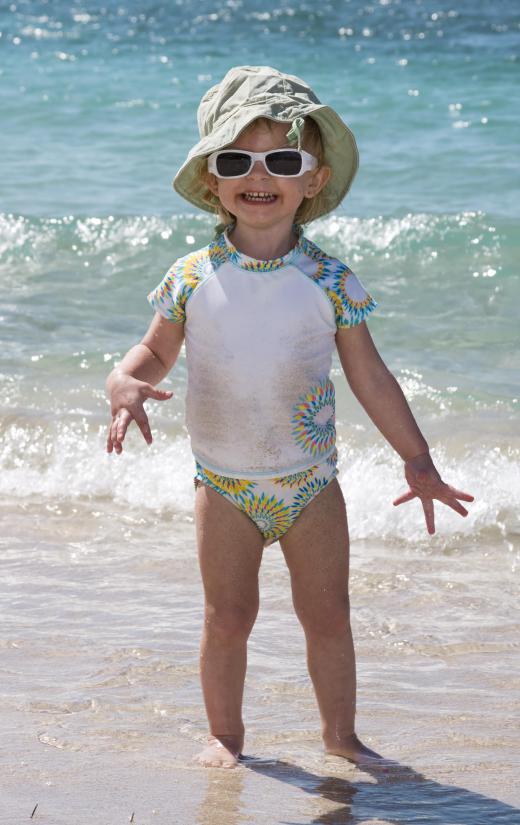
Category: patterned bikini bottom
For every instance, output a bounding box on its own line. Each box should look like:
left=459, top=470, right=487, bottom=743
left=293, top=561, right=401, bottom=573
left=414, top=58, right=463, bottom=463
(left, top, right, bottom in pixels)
left=194, top=450, right=338, bottom=545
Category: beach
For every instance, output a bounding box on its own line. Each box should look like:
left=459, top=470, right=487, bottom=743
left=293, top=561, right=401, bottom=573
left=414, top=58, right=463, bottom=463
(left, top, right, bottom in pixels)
left=2, top=505, right=519, bottom=822
left=1, top=1, right=519, bottom=822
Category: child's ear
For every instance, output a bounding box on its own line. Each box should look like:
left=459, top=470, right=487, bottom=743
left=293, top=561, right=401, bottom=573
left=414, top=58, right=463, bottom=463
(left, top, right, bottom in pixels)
left=304, top=165, right=331, bottom=199
left=204, top=171, right=220, bottom=197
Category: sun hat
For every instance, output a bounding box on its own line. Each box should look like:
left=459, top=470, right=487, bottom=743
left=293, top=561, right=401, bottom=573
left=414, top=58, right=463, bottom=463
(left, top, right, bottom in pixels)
left=173, top=65, right=359, bottom=220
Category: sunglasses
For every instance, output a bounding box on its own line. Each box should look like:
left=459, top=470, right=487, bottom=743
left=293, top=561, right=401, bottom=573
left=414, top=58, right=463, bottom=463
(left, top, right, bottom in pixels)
left=207, top=148, right=318, bottom=179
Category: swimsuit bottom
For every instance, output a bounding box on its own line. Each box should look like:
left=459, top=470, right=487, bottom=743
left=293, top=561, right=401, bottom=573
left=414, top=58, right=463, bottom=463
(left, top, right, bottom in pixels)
left=194, top=450, right=338, bottom=546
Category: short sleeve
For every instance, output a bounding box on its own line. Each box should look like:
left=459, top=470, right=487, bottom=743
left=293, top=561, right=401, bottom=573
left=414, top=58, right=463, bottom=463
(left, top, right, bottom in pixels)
left=326, top=264, right=377, bottom=328
left=147, top=258, right=191, bottom=324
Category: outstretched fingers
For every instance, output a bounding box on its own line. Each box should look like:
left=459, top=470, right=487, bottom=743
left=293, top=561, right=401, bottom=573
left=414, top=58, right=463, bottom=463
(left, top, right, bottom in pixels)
left=446, top=500, right=469, bottom=517
left=393, top=483, right=473, bottom=534
left=105, top=376, right=173, bottom=456
left=393, top=454, right=474, bottom=534
left=421, top=498, right=435, bottom=535
left=392, top=489, right=416, bottom=507
left=440, top=485, right=473, bottom=518
left=133, top=385, right=172, bottom=444
left=146, top=387, right=173, bottom=402
left=445, top=486, right=474, bottom=503
left=132, top=407, right=153, bottom=445
left=394, top=487, right=437, bottom=533
left=107, top=409, right=134, bottom=454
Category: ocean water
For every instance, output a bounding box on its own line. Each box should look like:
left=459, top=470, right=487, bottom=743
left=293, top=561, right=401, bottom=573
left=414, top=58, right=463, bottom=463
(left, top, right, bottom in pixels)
left=1, top=2, right=519, bottom=823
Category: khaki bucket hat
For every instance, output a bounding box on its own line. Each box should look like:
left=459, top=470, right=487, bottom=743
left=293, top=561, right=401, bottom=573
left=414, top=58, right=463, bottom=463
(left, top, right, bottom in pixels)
left=173, top=65, right=359, bottom=220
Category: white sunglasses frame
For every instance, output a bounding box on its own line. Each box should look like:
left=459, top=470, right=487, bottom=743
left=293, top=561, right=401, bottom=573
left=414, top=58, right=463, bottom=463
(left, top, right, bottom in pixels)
left=207, top=148, right=318, bottom=179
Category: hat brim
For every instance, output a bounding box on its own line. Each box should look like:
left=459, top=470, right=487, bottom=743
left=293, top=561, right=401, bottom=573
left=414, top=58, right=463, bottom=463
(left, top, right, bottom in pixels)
left=173, top=103, right=358, bottom=220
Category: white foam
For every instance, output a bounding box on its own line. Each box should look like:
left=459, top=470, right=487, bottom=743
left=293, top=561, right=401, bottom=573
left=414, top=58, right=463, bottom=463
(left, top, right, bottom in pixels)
left=0, top=210, right=498, bottom=270
left=309, top=210, right=492, bottom=259
left=338, top=442, right=519, bottom=545
left=0, top=419, right=517, bottom=546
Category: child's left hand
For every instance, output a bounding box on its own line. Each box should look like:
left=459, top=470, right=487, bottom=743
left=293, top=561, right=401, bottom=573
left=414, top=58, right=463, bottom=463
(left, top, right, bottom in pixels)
left=393, top=452, right=474, bottom=535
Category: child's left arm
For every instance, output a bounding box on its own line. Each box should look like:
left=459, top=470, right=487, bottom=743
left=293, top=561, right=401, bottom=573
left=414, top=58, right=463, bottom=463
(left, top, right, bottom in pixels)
left=336, top=322, right=474, bottom=534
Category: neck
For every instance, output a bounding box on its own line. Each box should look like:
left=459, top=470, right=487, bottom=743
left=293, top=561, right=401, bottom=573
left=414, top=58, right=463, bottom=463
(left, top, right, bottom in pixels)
left=227, top=220, right=299, bottom=260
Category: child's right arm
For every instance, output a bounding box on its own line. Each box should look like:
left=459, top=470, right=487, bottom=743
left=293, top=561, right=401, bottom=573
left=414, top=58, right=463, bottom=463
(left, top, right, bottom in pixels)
left=105, top=313, right=184, bottom=454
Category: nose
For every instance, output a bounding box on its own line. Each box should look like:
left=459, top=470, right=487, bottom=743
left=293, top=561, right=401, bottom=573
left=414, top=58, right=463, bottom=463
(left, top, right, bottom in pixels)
left=248, top=159, right=269, bottom=177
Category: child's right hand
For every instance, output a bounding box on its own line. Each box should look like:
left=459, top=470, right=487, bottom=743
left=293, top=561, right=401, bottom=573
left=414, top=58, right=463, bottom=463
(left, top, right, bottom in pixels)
left=106, top=373, right=173, bottom=454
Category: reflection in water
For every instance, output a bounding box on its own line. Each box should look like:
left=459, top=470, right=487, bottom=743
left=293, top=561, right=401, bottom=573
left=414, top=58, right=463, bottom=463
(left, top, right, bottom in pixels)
left=244, top=758, right=520, bottom=825
left=197, top=767, right=245, bottom=825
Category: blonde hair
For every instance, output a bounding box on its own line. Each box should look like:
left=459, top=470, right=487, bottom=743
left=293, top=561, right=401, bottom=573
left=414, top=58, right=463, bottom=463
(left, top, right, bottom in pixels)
left=198, top=117, right=329, bottom=229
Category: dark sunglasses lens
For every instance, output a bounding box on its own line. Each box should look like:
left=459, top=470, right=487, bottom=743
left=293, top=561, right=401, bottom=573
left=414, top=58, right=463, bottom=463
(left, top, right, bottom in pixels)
left=266, top=151, right=302, bottom=176
left=215, top=152, right=252, bottom=177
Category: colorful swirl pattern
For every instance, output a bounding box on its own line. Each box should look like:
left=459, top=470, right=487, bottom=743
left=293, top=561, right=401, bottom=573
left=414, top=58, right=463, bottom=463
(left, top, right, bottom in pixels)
left=148, top=228, right=376, bottom=328
left=292, top=378, right=336, bottom=458
left=194, top=453, right=337, bottom=544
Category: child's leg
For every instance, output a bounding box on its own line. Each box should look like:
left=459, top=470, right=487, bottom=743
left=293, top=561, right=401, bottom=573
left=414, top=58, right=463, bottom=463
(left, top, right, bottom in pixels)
left=279, top=478, right=382, bottom=763
left=194, top=483, right=264, bottom=767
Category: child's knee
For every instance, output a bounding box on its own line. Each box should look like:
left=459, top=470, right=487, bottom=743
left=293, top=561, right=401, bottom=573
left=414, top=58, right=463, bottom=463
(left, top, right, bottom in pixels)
left=296, top=598, right=351, bottom=640
left=204, top=602, right=258, bottom=642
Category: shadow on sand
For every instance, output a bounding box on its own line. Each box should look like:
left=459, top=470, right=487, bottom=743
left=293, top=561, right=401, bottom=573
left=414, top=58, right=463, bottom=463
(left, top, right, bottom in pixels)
left=242, top=755, right=519, bottom=825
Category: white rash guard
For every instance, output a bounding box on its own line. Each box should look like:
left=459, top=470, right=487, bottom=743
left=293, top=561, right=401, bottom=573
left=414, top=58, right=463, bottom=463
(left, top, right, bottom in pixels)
left=148, top=227, right=376, bottom=478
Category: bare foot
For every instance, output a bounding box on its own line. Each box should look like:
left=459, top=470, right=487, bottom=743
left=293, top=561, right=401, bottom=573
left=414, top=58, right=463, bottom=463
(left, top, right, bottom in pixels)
left=192, top=736, right=242, bottom=769
left=325, top=733, right=383, bottom=764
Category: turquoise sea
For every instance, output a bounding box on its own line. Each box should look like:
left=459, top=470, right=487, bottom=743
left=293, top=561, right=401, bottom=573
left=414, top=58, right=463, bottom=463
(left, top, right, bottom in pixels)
left=1, top=2, right=519, bottom=823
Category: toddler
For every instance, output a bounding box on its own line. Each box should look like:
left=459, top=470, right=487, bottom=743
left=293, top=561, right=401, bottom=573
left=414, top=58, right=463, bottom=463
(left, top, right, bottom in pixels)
left=106, top=66, right=473, bottom=768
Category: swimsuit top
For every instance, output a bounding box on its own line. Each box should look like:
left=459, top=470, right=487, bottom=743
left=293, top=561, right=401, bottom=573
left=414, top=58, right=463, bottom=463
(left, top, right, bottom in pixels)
left=148, top=228, right=376, bottom=478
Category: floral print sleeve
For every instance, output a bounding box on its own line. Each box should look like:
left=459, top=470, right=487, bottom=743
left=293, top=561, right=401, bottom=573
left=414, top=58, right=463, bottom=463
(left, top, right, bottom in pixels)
left=147, top=243, right=225, bottom=323
left=297, top=236, right=376, bottom=328
left=147, top=257, right=192, bottom=323
left=324, top=263, right=377, bottom=328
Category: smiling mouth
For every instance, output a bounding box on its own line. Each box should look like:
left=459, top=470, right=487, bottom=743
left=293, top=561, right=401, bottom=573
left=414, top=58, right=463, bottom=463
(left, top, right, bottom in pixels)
left=241, top=192, right=277, bottom=203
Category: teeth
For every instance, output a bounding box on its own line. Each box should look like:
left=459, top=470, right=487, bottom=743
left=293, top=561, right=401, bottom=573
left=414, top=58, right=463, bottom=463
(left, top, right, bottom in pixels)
left=243, top=192, right=276, bottom=201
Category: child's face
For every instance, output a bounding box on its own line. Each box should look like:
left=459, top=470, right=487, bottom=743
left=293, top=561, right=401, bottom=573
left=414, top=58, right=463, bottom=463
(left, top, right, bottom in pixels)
left=206, top=121, right=330, bottom=233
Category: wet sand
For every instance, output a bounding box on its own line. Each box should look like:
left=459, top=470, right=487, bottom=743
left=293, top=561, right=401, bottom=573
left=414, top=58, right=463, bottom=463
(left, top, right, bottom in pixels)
left=1, top=502, right=519, bottom=824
